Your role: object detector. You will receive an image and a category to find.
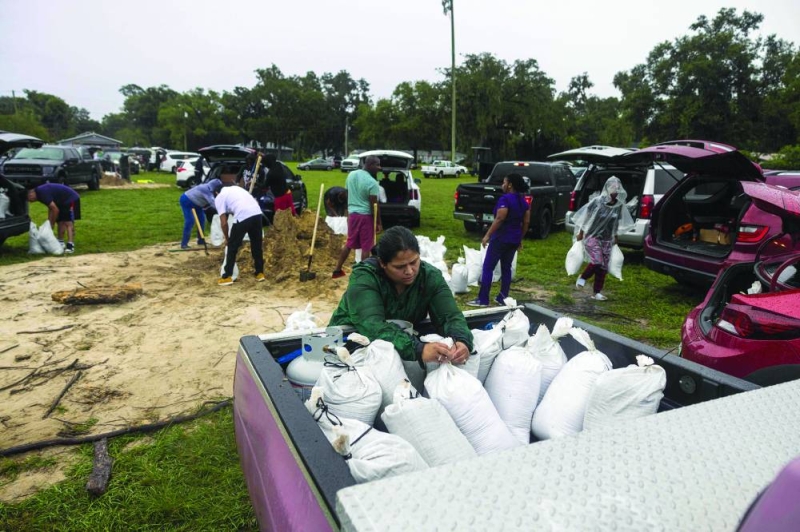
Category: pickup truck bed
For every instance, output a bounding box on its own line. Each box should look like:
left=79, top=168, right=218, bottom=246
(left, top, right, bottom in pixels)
left=233, top=303, right=768, bottom=531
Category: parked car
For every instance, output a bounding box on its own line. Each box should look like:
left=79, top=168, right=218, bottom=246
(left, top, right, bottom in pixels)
left=549, top=145, right=686, bottom=249
left=332, top=155, right=342, bottom=169
left=160, top=151, right=200, bottom=173
left=0, top=132, right=43, bottom=248
left=197, top=145, right=308, bottom=223
left=101, top=150, right=140, bottom=175
left=634, top=140, right=800, bottom=286
left=340, top=156, right=360, bottom=173
left=421, top=160, right=468, bottom=178
left=175, top=158, right=209, bottom=188
left=359, top=149, right=421, bottom=228
left=1, top=144, right=101, bottom=190
left=298, top=157, right=334, bottom=171
left=680, top=182, right=800, bottom=386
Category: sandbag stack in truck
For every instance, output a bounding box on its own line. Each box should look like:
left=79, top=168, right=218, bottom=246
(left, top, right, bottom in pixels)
left=473, top=307, right=531, bottom=383
left=583, top=355, right=666, bottom=430
left=483, top=346, right=543, bottom=444
left=381, top=380, right=476, bottom=467
left=425, top=362, right=520, bottom=455
left=526, top=317, right=573, bottom=402
left=314, top=348, right=382, bottom=426
left=306, top=388, right=427, bottom=484
left=421, top=334, right=481, bottom=379
left=531, top=328, right=612, bottom=440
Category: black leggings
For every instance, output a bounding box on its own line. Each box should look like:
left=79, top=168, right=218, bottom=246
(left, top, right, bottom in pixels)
left=223, top=214, right=264, bottom=278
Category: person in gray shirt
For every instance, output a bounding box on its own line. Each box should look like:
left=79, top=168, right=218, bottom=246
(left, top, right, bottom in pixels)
left=180, top=178, right=224, bottom=249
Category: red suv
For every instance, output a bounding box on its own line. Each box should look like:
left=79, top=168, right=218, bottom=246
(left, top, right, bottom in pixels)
left=635, top=140, right=800, bottom=286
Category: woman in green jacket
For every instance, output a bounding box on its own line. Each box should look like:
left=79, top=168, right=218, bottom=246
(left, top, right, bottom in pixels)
left=329, top=226, right=473, bottom=367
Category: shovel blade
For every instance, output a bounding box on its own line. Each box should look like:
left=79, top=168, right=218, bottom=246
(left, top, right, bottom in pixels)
left=299, top=270, right=317, bottom=282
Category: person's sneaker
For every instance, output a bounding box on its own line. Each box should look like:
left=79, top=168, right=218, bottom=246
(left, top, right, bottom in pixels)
left=575, top=277, right=586, bottom=289
left=332, top=270, right=346, bottom=279
left=592, top=293, right=608, bottom=301
left=494, top=295, right=507, bottom=306
left=466, top=299, right=488, bottom=307
left=181, top=244, right=191, bottom=250
left=65, top=243, right=75, bottom=254
left=255, top=273, right=266, bottom=282
left=218, top=277, right=234, bottom=286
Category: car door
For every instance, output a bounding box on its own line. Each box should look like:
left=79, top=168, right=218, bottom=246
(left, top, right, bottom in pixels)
left=553, top=165, right=575, bottom=221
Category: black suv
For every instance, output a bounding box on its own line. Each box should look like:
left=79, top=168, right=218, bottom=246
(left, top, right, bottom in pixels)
left=1, top=144, right=101, bottom=190
left=0, top=132, right=44, bottom=248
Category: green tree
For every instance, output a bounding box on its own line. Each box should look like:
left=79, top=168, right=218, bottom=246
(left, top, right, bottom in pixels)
left=23, top=90, right=72, bottom=140
left=0, top=109, right=50, bottom=140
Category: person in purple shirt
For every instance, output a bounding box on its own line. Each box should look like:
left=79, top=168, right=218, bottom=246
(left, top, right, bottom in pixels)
left=27, top=183, right=81, bottom=253
left=180, top=178, right=224, bottom=249
left=467, top=173, right=531, bottom=307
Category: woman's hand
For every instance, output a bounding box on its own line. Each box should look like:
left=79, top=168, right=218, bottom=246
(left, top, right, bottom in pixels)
left=447, top=341, right=470, bottom=365
left=421, top=342, right=453, bottom=364
left=576, top=230, right=584, bottom=241
left=481, top=235, right=489, bottom=248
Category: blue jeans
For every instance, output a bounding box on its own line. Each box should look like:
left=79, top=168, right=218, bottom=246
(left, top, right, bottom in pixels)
left=477, top=240, right=518, bottom=304
left=179, top=193, right=205, bottom=247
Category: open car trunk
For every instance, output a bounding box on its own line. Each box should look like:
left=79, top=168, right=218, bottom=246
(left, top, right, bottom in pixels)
left=573, top=165, right=649, bottom=219
left=655, top=177, right=749, bottom=258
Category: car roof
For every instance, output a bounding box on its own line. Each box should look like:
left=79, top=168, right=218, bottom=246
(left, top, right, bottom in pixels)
left=622, top=144, right=763, bottom=180
left=0, top=132, right=44, bottom=156
left=548, top=146, right=636, bottom=164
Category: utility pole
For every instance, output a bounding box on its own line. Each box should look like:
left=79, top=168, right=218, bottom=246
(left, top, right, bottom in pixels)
left=443, top=0, right=456, bottom=163
left=344, top=117, right=349, bottom=156
left=183, top=110, right=188, bottom=151
left=11, top=90, right=18, bottom=113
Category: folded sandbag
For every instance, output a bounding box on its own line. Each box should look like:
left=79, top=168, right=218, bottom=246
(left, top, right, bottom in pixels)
left=583, top=355, right=666, bottom=431
left=531, top=328, right=612, bottom=440
left=37, top=221, right=64, bottom=255
left=421, top=334, right=480, bottom=379
left=306, top=388, right=427, bottom=483
left=315, top=349, right=382, bottom=426
left=425, top=363, right=520, bottom=455
left=381, top=381, right=476, bottom=467
left=484, top=346, right=543, bottom=444
left=526, top=317, right=573, bottom=402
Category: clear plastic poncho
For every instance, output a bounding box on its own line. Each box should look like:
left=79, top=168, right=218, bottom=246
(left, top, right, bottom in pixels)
left=572, top=176, right=635, bottom=242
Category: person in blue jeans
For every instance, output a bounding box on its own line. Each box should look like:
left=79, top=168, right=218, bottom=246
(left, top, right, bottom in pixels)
left=467, top=173, right=531, bottom=307
left=179, top=178, right=223, bottom=249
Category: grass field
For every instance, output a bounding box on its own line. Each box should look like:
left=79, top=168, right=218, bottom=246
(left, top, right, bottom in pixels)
left=0, top=165, right=703, bottom=530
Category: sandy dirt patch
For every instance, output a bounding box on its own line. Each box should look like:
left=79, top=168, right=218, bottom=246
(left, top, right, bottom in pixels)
left=0, top=210, right=349, bottom=501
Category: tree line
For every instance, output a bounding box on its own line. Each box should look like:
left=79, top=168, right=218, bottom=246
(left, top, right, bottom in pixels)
left=1, top=9, right=798, bottom=167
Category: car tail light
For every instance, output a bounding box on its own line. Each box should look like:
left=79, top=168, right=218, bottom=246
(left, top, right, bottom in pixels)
left=454, top=190, right=459, bottom=204
left=524, top=195, right=532, bottom=206
left=411, top=189, right=419, bottom=200
left=716, top=303, right=800, bottom=339
left=639, top=194, right=654, bottom=219
left=177, top=167, right=186, bottom=172
left=737, top=225, right=769, bottom=243
left=568, top=190, right=576, bottom=212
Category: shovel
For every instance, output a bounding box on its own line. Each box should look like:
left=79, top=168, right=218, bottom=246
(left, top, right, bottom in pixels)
left=191, top=209, right=209, bottom=255
left=300, top=184, right=325, bottom=282
left=248, top=154, right=263, bottom=194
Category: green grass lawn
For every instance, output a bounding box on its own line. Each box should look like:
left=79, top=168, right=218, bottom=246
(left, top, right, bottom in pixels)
left=0, top=165, right=703, bottom=530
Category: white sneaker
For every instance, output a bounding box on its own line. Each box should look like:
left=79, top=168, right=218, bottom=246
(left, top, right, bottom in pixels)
left=575, top=278, right=586, bottom=289
left=592, top=293, right=608, bottom=301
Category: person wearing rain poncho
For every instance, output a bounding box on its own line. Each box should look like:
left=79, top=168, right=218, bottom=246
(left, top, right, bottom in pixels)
left=572, top=176, right=634, bottom=301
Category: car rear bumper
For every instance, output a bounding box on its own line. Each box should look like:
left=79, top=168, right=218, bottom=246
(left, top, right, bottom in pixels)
left=643, top=255, right=716, bottom=286
left=381, top=206, right=420, bottom=228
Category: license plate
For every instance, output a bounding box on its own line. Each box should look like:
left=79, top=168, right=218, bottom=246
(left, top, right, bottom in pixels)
left=482, top=214, right=494, bottom=222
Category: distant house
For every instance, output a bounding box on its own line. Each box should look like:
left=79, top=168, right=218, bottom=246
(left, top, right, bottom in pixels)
left=242, top=141, right=294, bottom=160
left=58, top=132, right=123, bottom=149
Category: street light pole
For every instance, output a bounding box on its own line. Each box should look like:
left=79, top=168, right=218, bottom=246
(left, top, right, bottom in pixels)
left=443, top=0, right=456, bottom=163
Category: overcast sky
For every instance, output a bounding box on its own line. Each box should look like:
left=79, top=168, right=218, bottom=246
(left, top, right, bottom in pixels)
left=1, top=0, right=798, bottom=120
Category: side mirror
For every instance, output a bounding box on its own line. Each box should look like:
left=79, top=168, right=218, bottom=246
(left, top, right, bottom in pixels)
left=414, top=178, right=421, bottom=185
left=67, top=157, right=80, bottom=164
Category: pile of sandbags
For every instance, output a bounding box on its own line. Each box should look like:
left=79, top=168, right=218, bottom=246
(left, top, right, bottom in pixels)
left=28, top=221, right=64, bottom=255
left=314, top=347, right=382, bottom=426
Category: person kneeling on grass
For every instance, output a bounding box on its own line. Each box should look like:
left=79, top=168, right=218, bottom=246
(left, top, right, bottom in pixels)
left=214, top=184, right=265, bottom=286
left=27, top=183, right=81, bottom=254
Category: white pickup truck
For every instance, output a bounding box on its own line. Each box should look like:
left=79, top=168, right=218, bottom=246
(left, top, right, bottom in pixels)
left=421, top=160, right=468, bottom=178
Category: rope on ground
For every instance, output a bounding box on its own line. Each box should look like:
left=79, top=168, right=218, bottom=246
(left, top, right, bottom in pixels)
left=0, top=398, right=233, bottom=458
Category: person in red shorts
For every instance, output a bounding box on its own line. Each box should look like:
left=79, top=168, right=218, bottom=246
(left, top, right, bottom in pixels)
left=332, top=155, right=382, bottom=279
left=264, top=154, right=296, bottom=216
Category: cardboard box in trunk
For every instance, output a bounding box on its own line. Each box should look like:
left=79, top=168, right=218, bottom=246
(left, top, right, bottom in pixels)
left=699, top=229, right=731, bottom=245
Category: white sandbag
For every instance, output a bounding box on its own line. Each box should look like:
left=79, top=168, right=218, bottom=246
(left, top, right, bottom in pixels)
left=381, top=381, right=476, bottom=467
left=209, top=215, right=224, bottom=246
left=306, top=389, right=427, bottom=483
left=531, top=328, right=612, bottom=440
left=28, top=222, right=44, bottom=254
left=463, top=245, right=482, bottom=286
left=417, top=235, right=450, bottom=281
left=449, top=258, right=468, bottom=294
left=284, top=303, right=317, bottom=332
left=419, top=334, right=480, bottom=379
left=220, top=246, right=240, bottom=281
left=484, top=346, right=543, bottom=444
left=37, top=221, right=64, bottom=255
left=472, top=327, right=504, bottom=383
left=583, top=355, right=666, bottom=431
left=526, top=317, right=573, bottom=402
left=402, top=360, right=426, bottom=394
left=315, top=351, right=382, bottom=426
left=350, top=339, right=411, bottom=411
left=425, top=363, right=520, bottom=455
left=325, top=216, right=348, bottom=235
left=495, top=308, right=530, bottom=350
left=609, top=244, right=624, bottom=281
left=565, top=240, right=585, bottom=275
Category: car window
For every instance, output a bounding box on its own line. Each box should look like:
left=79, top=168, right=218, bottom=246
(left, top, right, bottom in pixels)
left=489, top=163, right=551, bottom=186
left=14, top=147, right=65, bottom=160
left=554, top=166, right=575, bottom=187
left=653, top=168, right=685, bottom=194
left=686, top=180, right=728, bottom=200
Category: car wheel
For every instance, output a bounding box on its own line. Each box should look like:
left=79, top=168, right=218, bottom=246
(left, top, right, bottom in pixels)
left=326, top=166, right=332, bottom=171
left=57, top=172, right=68, bottom=185
left=531, top=208, right=552, bottom=239
left=88, top=169, right=100, bottom=191
left=464, top=221, right=479, bottom=232
left=438, top=171, right=444, bottom=179
left=456, top=171, right=462, bottom=177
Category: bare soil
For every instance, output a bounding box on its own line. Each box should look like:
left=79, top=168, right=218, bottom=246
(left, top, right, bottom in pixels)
left=0, top=209, right=349, bottom=501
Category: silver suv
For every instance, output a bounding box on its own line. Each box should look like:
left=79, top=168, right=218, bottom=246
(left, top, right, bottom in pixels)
left=548, top=145, right=685, bottom=249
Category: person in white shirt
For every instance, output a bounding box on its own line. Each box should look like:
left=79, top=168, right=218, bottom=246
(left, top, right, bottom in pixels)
left=214, top=182, right=265, bottom=285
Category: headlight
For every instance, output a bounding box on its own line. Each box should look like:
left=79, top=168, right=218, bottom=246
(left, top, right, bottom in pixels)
left=42, top=166, right=56, bottom=176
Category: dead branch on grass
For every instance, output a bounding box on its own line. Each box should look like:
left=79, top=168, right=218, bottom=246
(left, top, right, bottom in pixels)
left=43, top=371, right=82, bottom=419
left=86, top=439, right=113, bottom=496
left=17, top=325, right=75, bottom=335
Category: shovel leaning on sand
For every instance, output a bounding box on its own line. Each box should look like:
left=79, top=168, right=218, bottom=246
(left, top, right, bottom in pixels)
left=300, top=184, right=324, bottom=282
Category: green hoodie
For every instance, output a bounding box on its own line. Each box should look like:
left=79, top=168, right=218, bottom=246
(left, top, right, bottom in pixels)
left=329, top=258, right=473, bottom=365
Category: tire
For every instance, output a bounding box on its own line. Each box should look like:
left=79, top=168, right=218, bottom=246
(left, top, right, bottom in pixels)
left=424, top=174, right=430, bottom=179
left=456, top=171, right=462, bottom=177
left=464, top=221, right=479, bottom=232
left=531, top=208, right=552, bottom=239
left=438, top=171, right=444, bottom=179
left=326, top=166, right=332, bottom=171
left=299, top=190, right=308, bottom=213
left=88, top=169, right=100, bottom=191
left=57, top=172, right=68, bottom=185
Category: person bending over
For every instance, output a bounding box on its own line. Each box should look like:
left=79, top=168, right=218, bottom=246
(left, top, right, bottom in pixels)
left=214, top=184, right=265, bottom=286
left=27, top=183, right=81, bottom=253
